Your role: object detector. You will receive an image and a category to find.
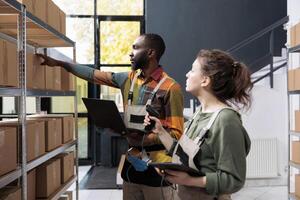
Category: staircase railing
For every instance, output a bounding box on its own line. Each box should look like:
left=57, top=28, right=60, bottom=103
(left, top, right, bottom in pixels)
left=227, top=16, right=289, bottom=88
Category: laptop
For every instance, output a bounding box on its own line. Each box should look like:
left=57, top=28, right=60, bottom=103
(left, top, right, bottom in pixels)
left=82, top=98, right=145, bottom=136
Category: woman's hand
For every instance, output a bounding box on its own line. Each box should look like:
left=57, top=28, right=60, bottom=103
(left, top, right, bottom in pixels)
left=163, top=170, right=206, bottom=188
left=163, top=170, right=192, bottom=185
left=144, top=113, right=164, bottom=134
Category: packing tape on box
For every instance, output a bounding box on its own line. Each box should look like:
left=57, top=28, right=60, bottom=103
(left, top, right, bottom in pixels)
left=3, top=42, right=8, bottom=83
left=35, top=129, right=40, bottom=157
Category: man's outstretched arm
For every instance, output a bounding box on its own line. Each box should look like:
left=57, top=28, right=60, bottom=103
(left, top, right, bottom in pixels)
left=36, top=53, right=116, bottom=87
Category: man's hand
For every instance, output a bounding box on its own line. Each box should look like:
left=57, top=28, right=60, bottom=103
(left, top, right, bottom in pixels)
left=126, top=132, right=144, bottom=146
left=36, top=53, right=60, bottom=67
left=126, top=132, right=157, bottom=146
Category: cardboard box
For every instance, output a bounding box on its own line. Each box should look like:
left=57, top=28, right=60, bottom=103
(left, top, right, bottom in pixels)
left=294, top=68, right=300, bottom=91
left=291, top=25, right=297, bottom=47
left=57, top=152, right=75, bottom=184
left=45, top=118, right=62, bottom=151
left=0, top=127, right=17, bottom=177
left=0, top=39, right=18, bottom=87
left=58, top=191, right=73, bottom=200
left=288, top=69, right=295, bottom=91
left=0, top=119, right=46, bottom=162
left=58, top=195, right=69, bottom=200
left=0, top=40, right=3, bottom=86
left=292, top=141, right=300, bottom=163
left=296, top=23, right=300, bottom=47
left=29, top=114, right=74, bottom=144
left=64, top=191, right=73, bottom=200
left=59, top=9, right=66, bottom=35
left=62, top=116, right=74, bottom=143
left=296, top=174, right=300, bottom=198
left=27, top=53, right=46, bottom=90
left=17, top=0, right=47, bottom=23
left=296, top=111, right=300, bottom=132
left=36, top=158, right=61, bottom=198
left=47, top=0, right=61, bottom=32
left=45, top=66, right=61, bottom=91
left=27, top=121, right=46, bottom=162
left=0, top=187, right=21, bottom=200
left=61, top=68, right=75, bottom=91
left=27, top=169, right=36, bottom=200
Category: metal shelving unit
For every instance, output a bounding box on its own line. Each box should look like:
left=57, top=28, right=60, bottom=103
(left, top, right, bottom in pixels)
left=288, top=44, right=300, bottom=199
left=0, top=0, right=78, bottom=199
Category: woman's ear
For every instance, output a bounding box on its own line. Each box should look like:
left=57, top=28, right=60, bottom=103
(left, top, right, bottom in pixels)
left=200, top=76, right=211, bottom=87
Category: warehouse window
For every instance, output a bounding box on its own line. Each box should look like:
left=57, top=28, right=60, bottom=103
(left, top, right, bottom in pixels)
left=97, top=0, right=143, bottom=16
left=52, top=0, right=94, bottom=15
left=98, top=2, right=144, bottom=110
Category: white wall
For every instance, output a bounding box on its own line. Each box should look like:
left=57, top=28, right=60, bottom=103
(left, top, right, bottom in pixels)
left=242, top=70, right=288, bottom=186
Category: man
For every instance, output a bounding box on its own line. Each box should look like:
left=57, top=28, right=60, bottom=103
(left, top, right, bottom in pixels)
left=37, top=33, right=184, bottom=200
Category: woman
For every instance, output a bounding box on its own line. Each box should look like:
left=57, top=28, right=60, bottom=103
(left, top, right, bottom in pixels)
left=144, top=49, right=252, bottom=200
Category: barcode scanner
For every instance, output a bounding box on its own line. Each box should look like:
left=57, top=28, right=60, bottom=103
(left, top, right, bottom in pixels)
left=145, top=105, right=160, bottom=131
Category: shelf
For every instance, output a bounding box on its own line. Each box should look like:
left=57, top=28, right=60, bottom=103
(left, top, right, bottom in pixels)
left=27, top=140, right=76, bottom=171
left=289, top=193, right=300, bottom=200
left=0, top=88, right=76, bottom=97
left=0, top=168, right=21, bottom=188
left=289, top=44, right=300, bottom=53
left=0, top=87, right=21, bottom=96
left=26, top=89, right=76, bottom=97
left=289, top=91, right=300, bottom=95
left=290, top=161, right=300, bottom=169
left=39, top=176, right=77, bottom=200
left=37, top=175, right=77, bottom=200
left=0, top=0, right=75, bottom=47
left=290, top=131, right=300, bottom=137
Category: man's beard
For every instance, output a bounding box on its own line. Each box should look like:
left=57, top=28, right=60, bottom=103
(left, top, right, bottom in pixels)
left=131, top=52, right=149, bottom=71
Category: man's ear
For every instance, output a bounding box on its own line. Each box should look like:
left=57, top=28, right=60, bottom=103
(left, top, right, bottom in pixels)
left=148, top=49, right=156, bottom=58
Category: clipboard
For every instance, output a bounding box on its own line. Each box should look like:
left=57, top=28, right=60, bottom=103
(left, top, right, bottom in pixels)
left=82, top=98, right=145, bottom=136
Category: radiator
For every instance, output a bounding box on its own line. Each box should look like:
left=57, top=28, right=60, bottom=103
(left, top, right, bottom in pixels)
left=246, top=138, right=278, bottom=178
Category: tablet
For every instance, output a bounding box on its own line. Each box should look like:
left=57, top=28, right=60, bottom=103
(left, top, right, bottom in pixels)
left=149, top=162, right=201, bottom=176
left=82, top=98, right=146, bottom=135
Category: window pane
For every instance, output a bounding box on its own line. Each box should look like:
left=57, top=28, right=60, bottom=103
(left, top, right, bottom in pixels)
left=52, top=0, right=94, bottom=15
left=2, top=97, right=36, bottom=114
left=2, top=97, right=15, bottom=114
left=52, top=77, right=87, bottom=113
left=100, top=21, right=140, bottom=64
left=100, top=67, right=131, bottom=112
left=97, top=0, right=143, bottom=16
left=78, top=118, right=88, bottom=158
left=77, top=77, right=88, bottom=113
left=67, top=18, right=94, bottom=64
left=51, top=97, right=74, bottom=113
left=26, top=97, right=36, bottom=114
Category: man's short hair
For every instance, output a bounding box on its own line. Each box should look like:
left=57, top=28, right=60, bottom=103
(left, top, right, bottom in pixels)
left=141, top=33, right=166, bottom=62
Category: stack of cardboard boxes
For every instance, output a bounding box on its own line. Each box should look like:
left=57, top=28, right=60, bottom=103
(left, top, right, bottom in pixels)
left=0, top=42, right=75, bottom=91
left=16, top=0, right=66, bottom=35
left=0, top=0, right=74, bottom=91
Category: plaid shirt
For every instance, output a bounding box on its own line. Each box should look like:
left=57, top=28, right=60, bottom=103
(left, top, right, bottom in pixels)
left=111, top=66, right=184, bottom=162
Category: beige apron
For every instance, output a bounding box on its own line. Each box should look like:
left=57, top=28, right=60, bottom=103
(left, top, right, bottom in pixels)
left=124, top=71, right=167, bottom=132
left=172, top=108, right=233, bottom=200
